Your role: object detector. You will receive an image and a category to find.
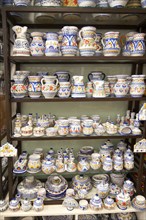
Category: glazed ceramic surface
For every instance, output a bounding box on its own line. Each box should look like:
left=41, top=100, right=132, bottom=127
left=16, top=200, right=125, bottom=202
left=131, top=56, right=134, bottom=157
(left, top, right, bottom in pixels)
left=108, top=0, right=128, bottom=7
left=78, top=0, right=96, bottom=7
left=58, top=82, right=71, bottom=98
left=41, top=76, right=59, bottom=99
left=88, top=71, right=105, bottom=81
left=116, top=190, right=131, bottom=210
left=72, top=175, right=92, bottom=192
left=69, top=119, right=81, bottom=136
left=63, top=196, right=78, bottom=211
left=27, top=154, right=41, bottom=173
left=28, top=76, right=42, bottom=98
left=131, top=33, right=145, bottom=56
left=54, top=71, right=70, bottom=82
left=82, top=119, right=93, bottom=135
left=45, top=33, right=60, bottom=56
left=14, top=0, right=31, bottom=6
left=114, top=75, right=129, bottom=97
left=102, top=32, right=120, bottom=56
left=130, top=75, right=145, bottom=97
left=41, top=0, right=62, bottom=6
left=33, top=198, right=44, bottom=212
left=30, top=32, right=45, bottom=56
left=90, top=194, right=103, bottom=211
left=71, top=76, right=86, bottom=98
left=11, top=75, right=27, bottom=98
left=77, top=158, right=90, bottom=172
left=97, top=0, right=109, bottom=7
left=92, top=80, right=106, bottom=97
left=121, top=32, right=137, bottom=56
left=96, top=182, right=109, bottom=199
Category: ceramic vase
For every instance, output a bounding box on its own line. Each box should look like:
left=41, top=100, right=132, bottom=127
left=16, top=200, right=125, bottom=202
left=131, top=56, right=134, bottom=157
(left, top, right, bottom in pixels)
left=130, top=75, right=145, bottom=97
left=114, top=75, right=129, bottom=97
left=79, top=26, right=97, bottom=56
left=130, top=33, right=146, bottom=56
left=30, top=32, right=45, bottom=56
left=97, top=0, right=109, bottom=7
left=82, top=119, right=93, bottom=135
left=41, top=76, right=59, bottom=99
left=28, top=76, right=42, bottom=98
left=61, top=26, right=78, bottom=56
left=11, top=75, right=27, bottom=98
left=12, top=26, right=30, bottom=56
left=57, top=119, right=69, bottom=136
left=102, top=32, right=120, bottom=56
left=45, top=33, right=60, bottom=56
left=58, top=82, right=71, bottom=98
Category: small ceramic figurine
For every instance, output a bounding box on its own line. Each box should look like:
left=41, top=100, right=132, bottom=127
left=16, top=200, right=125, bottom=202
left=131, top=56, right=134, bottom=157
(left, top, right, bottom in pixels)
left=21, top=199, right=32, bottom=212
left=9, top=198, right=20, bottom=212
left=0, top=200, right=8, bottom=212
left=33, top=198, right=44, bottom=212
left=90, top=194, right=103, bottom=211
left=62, top=195, right=78, bottom=211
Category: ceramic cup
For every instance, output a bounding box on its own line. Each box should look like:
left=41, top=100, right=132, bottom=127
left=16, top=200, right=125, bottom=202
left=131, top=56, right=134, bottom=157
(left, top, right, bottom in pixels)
left=79, top=200, right=88, bottom=210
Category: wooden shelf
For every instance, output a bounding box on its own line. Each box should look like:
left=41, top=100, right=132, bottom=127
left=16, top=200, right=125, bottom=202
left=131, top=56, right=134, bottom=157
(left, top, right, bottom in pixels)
left=11, top=96, right=146, bottom=102
left=11, top=134, right=143, bottom=141
left=10, top=56, right=146, bottom=64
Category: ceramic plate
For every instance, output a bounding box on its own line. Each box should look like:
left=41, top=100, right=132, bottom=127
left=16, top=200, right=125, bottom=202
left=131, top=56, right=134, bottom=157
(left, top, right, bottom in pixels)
left=63, top=13, right=81, bottom=22
left=92, top=13, right=111, bottom=21
left=120, top=14, right=139, bottom=22
left=132, top=198, right=146, bottom=211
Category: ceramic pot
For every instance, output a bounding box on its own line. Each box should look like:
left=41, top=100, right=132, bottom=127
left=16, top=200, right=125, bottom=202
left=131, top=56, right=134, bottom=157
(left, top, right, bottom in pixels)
left=92, top=80, right=106, bottom=97
left=107, top=76, right=117, bottom=96
left=121, top=32, right=137, bottom=56
left=71, top=75, right=86, bottom=98
left=72, top=175, right=92, bottom=192
left=88, top=71, right=105, bottom=81
left=13, top=158, right=27, bottom=174
left=54, top=71, right=70, bottom=82
left=27, top=154, right=41, bottom=173
left=116, top=190, right=131, bottom=210
left=90, top=153, right=101, bottom=170
left=30, top=32, right=45, bottom=56
left=12, top=26, right=30, bottom=56
left=9, top=198, right=20, bottom=212
left=11, top=75, right=27, bottom=98
left=58, top=82, right=71, bottom=98
left=14, top=0, right=31, bottom=6
left=90, top=194, right=103, bottom=210
left=82, top=119, right=93, bottom=135
left=57, top=119, right=69, bottom=136
left=69, top=119, right=81, bottom=136
left=131, top=33, right=145, bottom=56
left=77, top=158, right=90, bottom=172
left=41, top=0, right=62, bottom=6
left=42, top=159, right=56, bottom=174
left=102, top=32, right=120, bottom=56
left=124, top=153, right=134, bottom=170
left=103, top=156, right=113, bottom=171
left=61, top=26, right=78, bottom=56
left=108, top=0, right=128, bottom=7
left=41, top=76, right=59, bottom=99
left=114, top=75, right=129, bottom=97
left=123, top=180, right=135, bottom=197
left=28, top=76, right=42, bottom=98
left=104, top=196, right=115, bottom=209
left=130, top=75, right=145, bottom=97
left=45, top=33, right=60, bottom=56
left=114, top=155, right=123, bottom=171
left=78, top=0, right=96, bottom=7
left=79, top=26, right=97, bottom=56
left=67, top=156, right=77, bottom=172
left=33, top=198, right=44, bottom=212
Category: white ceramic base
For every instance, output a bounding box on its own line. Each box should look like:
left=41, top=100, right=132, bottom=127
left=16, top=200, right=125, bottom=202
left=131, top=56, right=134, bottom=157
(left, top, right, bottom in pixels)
left=45, top=53, right=60, bottom=56
left=71, top=94, right=86, bottom=98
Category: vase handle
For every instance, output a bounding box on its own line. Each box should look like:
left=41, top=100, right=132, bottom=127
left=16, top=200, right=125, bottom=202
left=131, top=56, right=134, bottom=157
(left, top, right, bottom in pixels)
left=41, top=78, right=45, bottom=85
left=78, top=30, right=83, bottom=40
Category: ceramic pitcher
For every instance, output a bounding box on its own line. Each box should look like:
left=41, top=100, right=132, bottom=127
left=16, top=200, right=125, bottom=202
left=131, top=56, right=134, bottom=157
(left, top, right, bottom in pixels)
left=71, top=76, right=86, bottom=98
left=12, top=26, right=30, bottom=56
left=130, top=33, right=146, bottom=56
left=102, top=32, right=120, bottom=56
left=121, top=32, right=137, bottom=56
left=41, top=76, right=59, bottom=99
left=130, top=75, right=145, bottom=97
left=45, top=32, right=60, bottom=56
left=92, top=80, right=106, bottom=97
left=88, top=71, right=105, bottom=81
left=30, top=32, right=45, bottom=56
left=61, top=26, right=78, bottom=56
left=79, top=26, right=97, bottom=56
left=114, top=75, right=129, bottom=97
left=11, top=75, right=27, bottom=98
left=28, top=76, right=42, bottom=98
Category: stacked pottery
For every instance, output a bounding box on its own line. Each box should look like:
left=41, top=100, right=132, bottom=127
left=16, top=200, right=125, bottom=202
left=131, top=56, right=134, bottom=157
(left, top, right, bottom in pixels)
left=11, top=75, right=27, bottom=98
left=45, top=33, right=60, bottom=56
left=79, top=26, right=97, bottom=56
left=30, top=32, right=45, bottom=56
left=90, top=194, right=103, bottom=210
left=41, top=76, right=59, bottom=98
left=130, top=75, right=145, bottom=97
left=114, top=75, right=129, bottom=97
left=102, top=32, right=120, bottom=56
left=61, top=26, right=78, bottom=56
left=28, top=76, right=42, bottom=98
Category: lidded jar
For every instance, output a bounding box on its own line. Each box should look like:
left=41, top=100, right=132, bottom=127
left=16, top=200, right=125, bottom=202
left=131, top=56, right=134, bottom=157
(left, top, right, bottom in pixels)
left=96, top=182, right=109, bottom=199
left=104, top=196, right=115, bottom=209
left=103, top=156, right=113, bottom=172
left=123, top=180, right=135, bottom=197
left=116, top=190, right=131, bottom=210
left=114, top=154, right=123, bottom=171
left=72, top=175, right=92, bottom=192
left=90, top=194, right=103, bottom=211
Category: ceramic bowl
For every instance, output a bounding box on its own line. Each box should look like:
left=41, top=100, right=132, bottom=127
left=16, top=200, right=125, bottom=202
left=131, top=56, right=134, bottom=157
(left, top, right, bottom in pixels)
left=21, top=126, right=33, bottom=137
left=33, top=127, right=45, bottom=137
left=46, top=127, right=58, bottom=137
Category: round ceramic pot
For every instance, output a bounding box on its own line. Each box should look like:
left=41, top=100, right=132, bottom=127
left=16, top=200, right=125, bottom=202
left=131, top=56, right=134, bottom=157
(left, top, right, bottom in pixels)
left=11, top=75, right=27, bottom=98
left=42, top=159, right=56, bottom=174
left=58, top=82, right=71, bottom=98
left=45, top=33, right=60, bottom=56
left=14, top=0, right=31, bottom=6
left=78, top=0, right=96, bottom=7
left=30, top=32, right=45, bottom=56
left=72, top=175, right=92, bottom=192
left=69, top=119, right=81, bottom=136
left=130, top=75, right=145, bottom=97
left=114, top=75, right=129, bottom=97
left=116, top=191, right=131, bottom=210
left=28, top=76, right=42, bottom=98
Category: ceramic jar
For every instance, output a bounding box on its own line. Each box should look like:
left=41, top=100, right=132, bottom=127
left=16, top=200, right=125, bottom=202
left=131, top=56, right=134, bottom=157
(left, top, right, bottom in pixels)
left=54, top=71, right=70, bottom=82
left=12, top=26, right=30, bottom=56
left=71, top=76, right=86, bottom=98
left=114, top=155, right=123, bottom=171
left=103, top=156, right=113, bottom=171
left=78, top=0, right=96, bottom=6
left=79, top=200, right=88, bottom=210
left=86, top=81, right=93, bottom=97
left=99, top=144, right=111, bottom=162
left=58, top=82, right=71, bottom=98
left=45, top=33, right=60, bottom=56
left=92, top=80, right=106, bottom=97
left=102, top=32, right=120, bottom=56
left=57, top=119, right=69, bottom=136
left=28, top=76, right=42, bottom=98
left=131, top=33, right=145, bottom=56
left=27, top=154, right=41, bottom=173
left=0, top=200, right=8, bottom=212
left=11, top=75, right=27, bottom=98
left=116, top=190, right=131, bottom=210
left=61, top=26, right=78, bottom=56
left=123, top=180, right=135, bottom=197
left=114, top=75, right=129, bottom=97
left=41, top=0, right=62, bottom=6
left=41, top=76, right=59, bottom=99
left=109, top=183, right=121, bottom=198
left=21, top=199, right=32, bottom=212
left=77, top=158, right=90, bottom=172
left=90, top=153, right=101, bottom=170
left=97, top=182, right=109, bottom=199
left=14, top=0, right=31, bottom=6
left=130, top=75, right=145, bottom=97
left=9, top=198, right=20, bottom=211
left=82, top=119, right=93, bottom=135
left=42, top=159, right=56, bottom=174
left=72, top=175, right=92, bottom=192
left=56, top=156, right=65, bottom=173
left=69, top=119, right=81, bottom=136
left=104, top=196, right=115, bottom=209
left=90, top=194, right=103, bottom=210
left=30, top=32, right=45, bottom=56
left=108, top=0, right=128, bottom=7
left=88, top=71, right=105, bottom=81
left=33, top=198, right=44, bottom=212
left=79, top=26, right=97, bottom=56
left=124, top=153, right=134, bottom=170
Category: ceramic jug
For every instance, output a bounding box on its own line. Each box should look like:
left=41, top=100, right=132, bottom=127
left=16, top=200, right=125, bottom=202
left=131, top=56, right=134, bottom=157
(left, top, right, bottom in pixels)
left=114, top=75, right=129, bottom=97
left=54, top=71, right=70, bottom=82
left=131, top=33, right=145, bottom=56
left=82, top=119, right=93, bottom=135
left=121, top=32, right=137, bottom=56
left=28, top=76, right=42, bottom=98
left=79, top=26, right=97, bottom=56
left=61, top=26, right=78, bottom=56
left=41, top=76, right=59, bottom=99
left=88, top=71, right=105, bottom=81
left=130, top=75, right=145, bottom=97
left=12, top=26, right=30, bottom=56
left=92, top=80, right=106, bottom=97
left=71, top=76, right=86, bottom=98
left=45, top=32, right=60, bottom=56
left=30, top=32, right=45, bottom=56
left=11, top=75, right=27, bottom=98
left=58, top=82, right=71, bottom=98
left=102, top=32, right=120, bottom=56
left=69, top=119, right=81, bottom=136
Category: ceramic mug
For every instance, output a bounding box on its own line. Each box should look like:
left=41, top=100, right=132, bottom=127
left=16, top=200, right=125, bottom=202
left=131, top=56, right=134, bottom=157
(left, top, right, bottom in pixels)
left=79, top=200, right=88, bottom=210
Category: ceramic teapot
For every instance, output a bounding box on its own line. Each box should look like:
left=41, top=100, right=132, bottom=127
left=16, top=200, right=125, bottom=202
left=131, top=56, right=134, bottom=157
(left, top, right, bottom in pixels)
left=12, top=26, right=30, bottom=56
left=41, top=76, right=59, bottom=99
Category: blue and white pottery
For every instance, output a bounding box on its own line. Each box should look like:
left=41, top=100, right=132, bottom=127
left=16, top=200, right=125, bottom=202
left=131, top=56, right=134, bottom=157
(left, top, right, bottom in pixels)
left=103, top=156, right=113, bottom=171
left=96, top=182, right=109, bottom=199
left=45, top=33, right=60, bottom=56
left=77, top=158, right=90, bottom=172
left=21, top=199, right=32, bottom=212
left=13, top=0, right=31, bottom=6
left=122, top=32, right=137, bottom=56
left=102, top=31, right=120, bottom=56
left=28, top=76, right=42, bottom=98
left=123, top=180, right=134, bottom=197
left=71, top=75, right=86, bottom=98
left=9, top=198, right=20, bottom=212
left=0, top=200, right=8, bottom=212
left=130, top=75, right=145, bottom=97
left=61, top=26, right=78, bottom=56
left=114, top=75, right=129, bottom=97
left=54, top=71, right=70, bottom=82
left=104, top=196, right=115, bottom=209
left=114, top=154, right=123, bottom=171
left=33, top=198, right=44, bottom=212
left=41, top=0, right=62, bottom=6
left=90, top=194, right=103, bottom=210
left=108, top=0, right=128, bottom=7
left=124, top=153, right=134, bottom=170
left=2, top=0, right=13, bottom=5
left=97, top=0, right=109, bottom=7
left=130, top=33, right=146, bottom=56
left=141, top=0, right=146, bottom=8
left=30, top=32, right=45, bottom=56
left=78, top=0, right=96, bottom=7
left=58, top=82, right=71, bottom=98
